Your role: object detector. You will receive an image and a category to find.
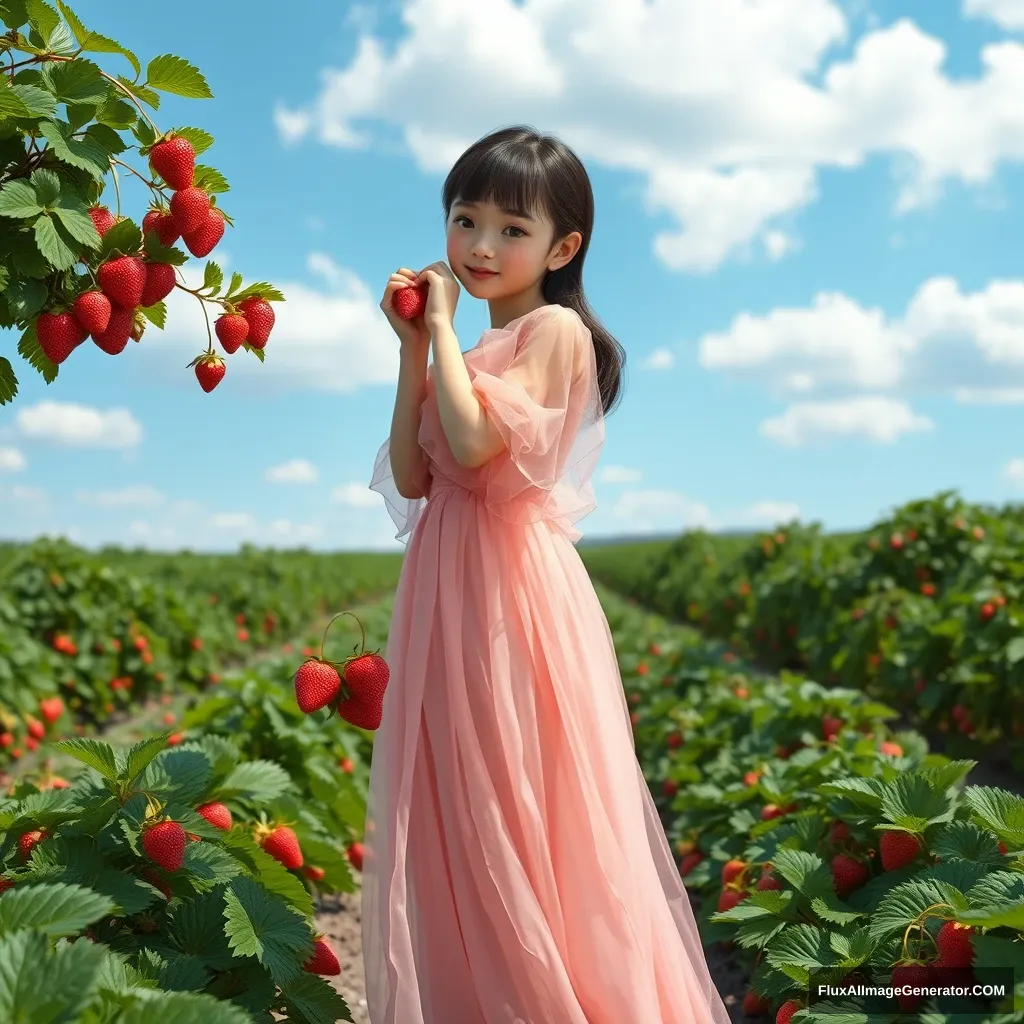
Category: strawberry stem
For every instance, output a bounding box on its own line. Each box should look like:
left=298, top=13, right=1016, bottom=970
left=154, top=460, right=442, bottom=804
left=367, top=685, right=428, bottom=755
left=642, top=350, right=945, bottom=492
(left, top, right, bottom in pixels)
left=108, top=158, right=122, bottom=217
left=320, top=610, right=365, bottom=661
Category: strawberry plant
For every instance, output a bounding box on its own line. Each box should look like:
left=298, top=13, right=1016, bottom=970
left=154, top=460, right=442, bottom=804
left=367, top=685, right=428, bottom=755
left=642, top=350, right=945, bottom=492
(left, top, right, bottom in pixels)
left=0, top=0, right=284, bottom=399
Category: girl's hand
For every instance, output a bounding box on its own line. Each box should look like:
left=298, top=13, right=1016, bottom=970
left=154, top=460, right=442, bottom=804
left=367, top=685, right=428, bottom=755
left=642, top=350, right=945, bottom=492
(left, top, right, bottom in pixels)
left=380, top=268, right=430, bottom=350
left=416, top=261, right=460, bottom=330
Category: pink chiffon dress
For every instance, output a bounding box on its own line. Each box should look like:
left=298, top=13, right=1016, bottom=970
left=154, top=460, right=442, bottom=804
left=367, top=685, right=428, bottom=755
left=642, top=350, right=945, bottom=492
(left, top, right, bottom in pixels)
left=365, top=303, right=730, bottom=1024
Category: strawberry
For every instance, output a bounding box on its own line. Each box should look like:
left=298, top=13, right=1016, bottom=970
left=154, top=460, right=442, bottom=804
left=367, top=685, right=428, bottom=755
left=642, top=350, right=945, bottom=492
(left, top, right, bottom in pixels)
left=140, top=263, right=176, bottom=307
left=142, top=820, right=186, bottom=872
left=91, top=304, right=134, bottom=355
left=18, top=828, right=49, bottom=861
left=830, top=853, right=869, bottom=898
left=88, top=205, right=117, bottom=237
left=936, top=921, right=975, bottom=967
left=879, top=741, right=903, bottom=757
left=197, top=801, right=232, bottom=831
left=0, top=877, right=14, bottom=895
left=36, top=311, right=87, bottom=364
left=338, top=757, right=354, bottom=773
left=26, top=717, right=44, bottom=740
left=25, top=736, right=38, bottom=752
left=170, top=187, right=211, bottom=235
left=679, top=850, right=703, bottom=877
left=722, top=858, right=747, bottom=885
left=761, top=804, right=784, bottom=821
left=149, top=135, right=195, bottom=190
left=880, top=830, right=922, bottom=871
left=294, top=659, right=342, bottom=714
left=829, top=821, right=850, bottom=843
left=756, top=871, right=783, bottom=891
left=743, top=991, right=770, bottom=1016
left=73, top=291, right=112, bottom=335
left=167, top=732, right=184, bottom=746
left=261, top=825, right=303, bottom=869
left=215, top=313, right=249, bottom=353
left=40, top=697, right=64, bottom=723
left=303, top=935, right=341, bottom=975
left=142, top=867, right=172, bottom=899
left=182, top=207, right=226, bottom=258
left=336, top=695, right=383, bottom=731
left=304, top=865, right=326, bottom=881
left=717, top=888, right=746, bottom=912
left=776, top=1000, right=800, bottom=1024
left=346, top=841, right=364, bottom=871
left=237, top=296, right=275, bottom=348
left=0, top=733, right=12, bottom=748
left=743, top=770, right=760, bottom=786
left=822, top=715, right=843, bottom=741
left=98, top=255, right=146, bottom=308
left=891, top=963, right=929, bottom=1011
left=142, top=208, right=181, bottom=246
left=393, top=283, right=428, bottom=321
left=667, top=731, right=683, bottom=748
left=343, top=653, right=390, bottom=705
left=194, top=354, right=226, bottom=392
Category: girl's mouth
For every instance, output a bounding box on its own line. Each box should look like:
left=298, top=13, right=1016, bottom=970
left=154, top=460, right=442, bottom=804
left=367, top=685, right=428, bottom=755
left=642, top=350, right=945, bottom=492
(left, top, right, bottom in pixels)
left=467, top=267, right=498, bottom=279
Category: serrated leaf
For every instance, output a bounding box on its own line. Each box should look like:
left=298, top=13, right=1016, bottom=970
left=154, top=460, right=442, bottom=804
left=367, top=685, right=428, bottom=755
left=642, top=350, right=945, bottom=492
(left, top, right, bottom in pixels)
left=137, top=748, right=211, bottom=802
left=44, top=57, right=107, bottom=106
left=51, top=196, right=100, bottom=247
left=0, top=0, right=29, bottom=29
left=764, top=923, right=832, bottom=983
left=95, top=94, right=135, bottom=130
left=54, top=738, right=118, bottom=780
left=38, top=117, right=108, bottom=179
left=173, top=126, right=213, bottom=156
left=30, top=167, right=60, bottom=205
left=869, top=878, right=951, bottom=939
left=220, top=831, right=313, bottom=918
left=0, top=357, right=17, bottom=405
left=230, top=281, right=285, bottom=303
left=16, top=320, right=58, bottom=381
left=0, top=928, right=106, bottom=1023
left=0, top=179, right=43, bottom=217
left=121, top=734, right=168, bottom=782
left=817, top=777, right=885, bottom=810
left=54, top=1, right=141, bottom=77
left=203, top=259, right=222, bottom=293
left=931, top=821, right=1002, bottom=865
left=809, top=895, right=864, bottom=925
left=33, top=212, right=77, bottom=270
left=244, top=343, right=265, bottom=363
left=0, top=881, right=114, bottom=936
left=180, top=839, right=242, bottom=890
left=0, top=79, right=31, bottom=118
left=193, top=164, right=229, bottom=195
left=881, top=772, right=955, bottom=828
left=118, top=75, right=159, bottom=111
left=223, top=875, right=311, bottom=986
left=279, top=971, right=352, bottom=1024
left=140, top=299, right=167, bottom=328
left=5, top=276, right=47, bottom=320
left=960, top=903, right=1024, bottom=930
left=118, top=990, right=254, bottom=1024
left=145, top=54, right=213, bottom=99
left=964, top=787, right=1024, bottom=847
left=226, top=271, right=243, bottom=296
left=45, top=19, right=77, bottom=56
left=10, top=82, right=57, bottom=118
left=97, top=217, right=142, bottom=260
left=24, top=0, right=57, bottom=41
left=218, top=760, right=290, bottom=803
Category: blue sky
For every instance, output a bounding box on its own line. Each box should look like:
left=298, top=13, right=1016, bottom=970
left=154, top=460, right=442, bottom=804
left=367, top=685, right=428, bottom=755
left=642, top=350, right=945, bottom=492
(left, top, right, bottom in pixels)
left=2, top=0, right=1023, bottom=551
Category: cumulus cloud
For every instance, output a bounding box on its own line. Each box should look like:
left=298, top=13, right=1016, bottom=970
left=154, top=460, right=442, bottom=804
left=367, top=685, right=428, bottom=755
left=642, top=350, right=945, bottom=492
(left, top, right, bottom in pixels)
left=265, top=460, right=320, bottom=484
left=0, top=447, right=26, bottom=472
left=759, top=396, right=934, bottom=446
left=963, top=0, right=1024, bottom=30
left=276, top=0, right=1024, bottom=271
left=15, top=401, right=142, bottom=448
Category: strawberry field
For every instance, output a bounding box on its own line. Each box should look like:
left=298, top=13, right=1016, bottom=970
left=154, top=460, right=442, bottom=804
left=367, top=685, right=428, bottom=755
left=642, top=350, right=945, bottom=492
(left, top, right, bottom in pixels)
left=0, top=516, right=1021, bottom=1022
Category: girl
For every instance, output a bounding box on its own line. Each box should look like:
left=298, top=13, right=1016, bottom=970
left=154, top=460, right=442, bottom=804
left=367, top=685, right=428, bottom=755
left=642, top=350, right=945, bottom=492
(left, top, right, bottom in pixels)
left=365, top=125, right=729, bottom=1024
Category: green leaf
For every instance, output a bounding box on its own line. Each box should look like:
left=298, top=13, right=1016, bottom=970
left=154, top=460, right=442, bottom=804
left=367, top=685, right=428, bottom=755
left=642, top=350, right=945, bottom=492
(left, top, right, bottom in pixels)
left=869, top=878, right=952, bottom=940
left=95, top=94, right=135, bottom=130
left=1007, top=638, right=1024, bottom=665
left=0, top=881, right=114, bottom=936
left=193, top=164, right=229, bottom=195
left=9, top=82, right=57, bottom=118
left=222, top=875, right=311, bottom=986
left=963, top=786, right=1024, bottom=848
left=30, top=167, right=60, bottom=205
left=203, top=260, right=222, bottom=293
left=931, top=820, right=1003, bottom=865
left=25, top=0, right=58, bottom=42
left=220, top=831, right=313, bottom=918
left=0, top=928, right=106, bottom=1023
left=0, top=80, right=32, bottom=119
left=0, top=179, right=43, bottom=217
left=85, top=121, right=127, bottom=157
left=137, top=748, right=212, bottom=803
left=139, top=299, right=166, bottom=329
left=43, top=57, right=106, bottom=106
left=97, top=217, right=143, bottom=260
left=51, top=198, right=99, bottom=248
left=120, top=734, right=168, bottom=783
left=54, top=1, right=141, bottom=77
left=44, top=18, right=76, bottom=55
left=173, top=126, right=213, bottom=156
left=17, top=320, right=58, bottom=381
left=763, top=924, right=832, bottom=984
left=960, top=902, right=1024, bottom=930
left=54, top=738, right=118, bottom=780
left=5, top=276, right=47, bottom=320
left=0, top=1, right=29, bottom=30
left=243, top=343, right=265, bottom=363
left=880, top=772, right=954, bottom=829
left=217, top=760, right=291, bottom=803
left=33, top=212, right=78, bottom=270
left=38, top=117, right=109, bottom=179
left=226, top=271, right=243, bottom=296
left=0, top=358, right=17, bottom=405
left=227, top=281, right=285, bottom=304
left=118, top=75, right=159, bottom=110
left=279, top=972, right=353, bottom=1024
left=145, top=55, right=213, bottom=99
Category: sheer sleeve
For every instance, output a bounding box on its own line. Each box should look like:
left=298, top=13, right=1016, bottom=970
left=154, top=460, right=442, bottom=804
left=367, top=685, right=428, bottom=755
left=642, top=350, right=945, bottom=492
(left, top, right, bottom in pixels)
left=368, top=438, right=428, bottom=544
left=468, top=305, right=605, bottom=542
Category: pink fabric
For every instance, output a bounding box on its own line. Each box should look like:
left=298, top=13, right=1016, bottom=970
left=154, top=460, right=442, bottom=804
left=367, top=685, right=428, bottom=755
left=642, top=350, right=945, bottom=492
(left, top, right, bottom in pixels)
left=364, top=304, right=730, bottom=1024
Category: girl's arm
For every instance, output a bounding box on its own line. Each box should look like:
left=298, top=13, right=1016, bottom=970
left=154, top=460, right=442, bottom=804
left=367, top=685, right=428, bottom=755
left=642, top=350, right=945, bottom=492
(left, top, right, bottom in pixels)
left=388, top=343, right=433, bottom=499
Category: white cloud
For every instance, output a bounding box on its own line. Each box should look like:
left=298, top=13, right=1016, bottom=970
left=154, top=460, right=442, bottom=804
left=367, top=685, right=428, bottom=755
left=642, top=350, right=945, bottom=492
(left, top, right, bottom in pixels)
left=954, top=388, right=1024, bottom=403
left=764, top=230, right=799, bottom=260
left=598, top=465, right=643, bottom=484
left=964, top=0, right=1024, bottom=30
left=0, top=484, right=46, bottom=503
left=1006, top=457, right=1024, bottom=484
left=0, top=447, right=26, bottom=472
left=333, top=483, right=381, bottom=508
left=610, top=489, right=714, bottom=531
left=75, top=486, right=165, bottom=507
left=277, top=0, right=1024, bottom=271
left=733, top=501, right=802, bottom=526
left=640, top=348, right=674, bottom=370
left=15, top=401, right=142, bottom=448
left=211, top=513, right=258, bottom=531
left=759, top=396, right=934, bottom=446
left=266, top=459, right=320, bottom=484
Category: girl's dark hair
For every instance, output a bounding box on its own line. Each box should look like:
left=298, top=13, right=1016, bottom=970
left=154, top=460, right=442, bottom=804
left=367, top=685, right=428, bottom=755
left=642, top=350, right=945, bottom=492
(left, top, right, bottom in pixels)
left=441, top=124, right=626, bottom=416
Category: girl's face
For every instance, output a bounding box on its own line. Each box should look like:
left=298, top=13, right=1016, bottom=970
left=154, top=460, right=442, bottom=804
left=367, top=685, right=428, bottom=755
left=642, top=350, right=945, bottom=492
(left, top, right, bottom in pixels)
left=445, top=197, right=560, bottom=303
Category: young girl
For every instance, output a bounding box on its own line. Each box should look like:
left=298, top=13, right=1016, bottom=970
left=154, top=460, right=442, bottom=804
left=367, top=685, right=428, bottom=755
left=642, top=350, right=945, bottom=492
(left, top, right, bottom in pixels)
left=365, top=125, right=729, bottom=1024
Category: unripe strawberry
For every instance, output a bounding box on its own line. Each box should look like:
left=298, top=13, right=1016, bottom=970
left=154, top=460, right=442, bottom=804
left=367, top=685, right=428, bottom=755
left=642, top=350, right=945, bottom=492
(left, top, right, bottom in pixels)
left=73, top=291, right=112, bottom=335
left=879, top=740, right=903, bottom=757
left=36, top=311, right=87, bottom=364
left=142, top=208, right=181, bottom=245
left=304, top=865, right=326, bottom=882
left=215, top=313, right=249, bottom=354
left=149, top=135, right=195, bottom=190
left=182, top=207, right=225, bottom=258
left=237, top=297, right=275, bottom=347
left=170, top=187, right=211, bottom=235
left=140, top=263, right=176, bottom=307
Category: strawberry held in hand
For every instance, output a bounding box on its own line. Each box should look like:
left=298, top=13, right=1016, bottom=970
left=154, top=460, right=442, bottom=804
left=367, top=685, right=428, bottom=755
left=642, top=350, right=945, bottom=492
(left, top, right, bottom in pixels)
left=393, top=282, right=428, bottom=321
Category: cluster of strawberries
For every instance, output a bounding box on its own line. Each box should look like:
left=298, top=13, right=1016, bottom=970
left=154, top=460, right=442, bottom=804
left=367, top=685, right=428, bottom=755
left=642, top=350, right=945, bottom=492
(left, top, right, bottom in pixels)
left=293, top=646, right=390, bottom=731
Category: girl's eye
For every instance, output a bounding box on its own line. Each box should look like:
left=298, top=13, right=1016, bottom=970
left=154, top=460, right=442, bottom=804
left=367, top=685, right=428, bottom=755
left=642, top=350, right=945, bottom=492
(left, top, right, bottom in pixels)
left=453, top=216, right=526, bottom=238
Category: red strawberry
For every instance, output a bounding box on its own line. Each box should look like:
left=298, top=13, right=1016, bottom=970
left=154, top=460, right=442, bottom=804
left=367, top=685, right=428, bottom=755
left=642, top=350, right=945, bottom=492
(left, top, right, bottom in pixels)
left=40, top=697, right=64, bottom=723
left=182, top=207, right=226, bottom=258
left=936, top=921, right=975, bottom=967
left=197, top=801, right=232, bottom=831
left=336, top=695, right=383, bottom=731
left=304, top=865, right=326, bottom=881
left=822, top=715, right=843, bottom=741
left=73, top=291, right=112, bottom=335
left=26, top=736, right=38, bottom=752
left=237, top=296, right=275, bottom=348
left=294, top=659, right=342, bottom=714
left=170, top=187, right=211, bottom=235
left=891, top=963, right=929, bottom=1011
left=26, top=717, right=44, bottom=740
left=36, top=311, right=87, bottom=364
left=215, top=313, right=249, bottom=353
left=18, top=828, right=49, bottom=861
left=0, top=733, right=12, bottom=748
left=393, top=283, right=428, bottom=320
left=149, top=135, right=195, bottom=190
left=679, top=850, right=703, bottom=877
left=303, top=935, right=341, bottom=975
left=343, top=653, right=389, bottom=704
left=142, top=867, right=172, bottom=899
left=829, top=821, right=850, bottom=843
left=0, top=877, right=14, bottom=895
left=880, top=830, right=922, bottom=871
left=88, top=205, right=117, bottom=237
left=194, top=354, right=226, bottom=393
left=142, top=208, right=181, bottom=245
left=756, top=871, right=783, bottom=891
left=347, top=841, right=364, bottom=871
left=142, top=820, right=186, bottom=871
left=92, top=304, right=134, bottom=355
left=879, top=741, right=903, bottom=757
left=776, top=1001, right=800, bottom=1024
left=140, top=263, right=176, bottom=307
left=761, top=804, right=784, bottom=821
left=743, top=991, right=771, bottom=1016
left=261, top=826, right=303, bottom=869
left=663, top=779, right=678, bottom=798
left=167, top=732, right=184, bottom=746
left=98, top=255, right=146, bottom=308
left=717, top=888, right=746, bottom=912
left=831, top=853, right=869, bottom=898
left=722, top=859, right=747, bottom=885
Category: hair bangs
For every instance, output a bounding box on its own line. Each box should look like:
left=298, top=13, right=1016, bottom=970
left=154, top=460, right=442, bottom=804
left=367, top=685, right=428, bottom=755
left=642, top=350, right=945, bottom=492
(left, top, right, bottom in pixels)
left=444, top=142, right=548, bottom=223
